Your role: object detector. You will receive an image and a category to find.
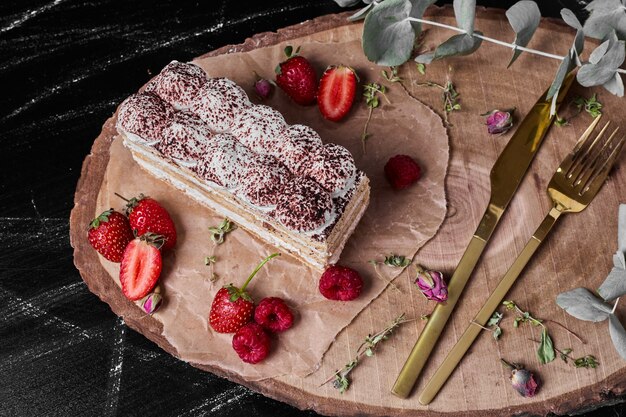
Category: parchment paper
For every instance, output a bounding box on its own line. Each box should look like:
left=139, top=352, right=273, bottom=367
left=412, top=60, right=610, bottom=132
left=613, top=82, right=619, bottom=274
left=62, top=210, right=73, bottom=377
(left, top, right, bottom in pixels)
left=96, top=27, right=449, bottom=381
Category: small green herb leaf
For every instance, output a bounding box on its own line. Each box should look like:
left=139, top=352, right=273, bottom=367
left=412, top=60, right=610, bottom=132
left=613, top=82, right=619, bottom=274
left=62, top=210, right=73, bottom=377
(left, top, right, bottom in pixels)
left=208, top=218, right=237, bottom=245
left=487, top=312, right=503, bottom=327
left=574, top=93, right=603, bottom=118
left=573, top=355, right=599, bottom=368
left=537, top=328, right=556, bottom=364
left=416, top=63, right=426, bottom=74
left=493, top=326, right=502, bottom=340
left=560, top=348, right=573, bottom=362
left=204, top=256, right=217, bottom=265
left=384, top=254, right=411, bottom=267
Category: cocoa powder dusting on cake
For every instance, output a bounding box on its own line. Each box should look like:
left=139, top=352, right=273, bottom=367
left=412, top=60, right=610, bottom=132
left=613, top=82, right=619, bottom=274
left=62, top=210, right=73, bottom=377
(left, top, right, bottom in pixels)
left=239, top=155, right=293, bottom=206
left=275, top=178, right=332, bottom=232
left=230, top=104, right=287, bottom=155
left=189, top=78, right=251, bottom=133
left=157, top=112, right=214, bottom=163
left=144, top=61, right=207, bottom=109
left=117, top=92, right=172, bottom=143
left=307, top=143, right=356, bottom=193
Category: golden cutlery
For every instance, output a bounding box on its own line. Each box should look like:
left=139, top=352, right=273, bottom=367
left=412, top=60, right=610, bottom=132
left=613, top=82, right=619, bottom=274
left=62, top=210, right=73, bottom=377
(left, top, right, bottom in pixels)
left=419, top=115, right=625, bottom=405
left=392, top=72, right=576, bottom=398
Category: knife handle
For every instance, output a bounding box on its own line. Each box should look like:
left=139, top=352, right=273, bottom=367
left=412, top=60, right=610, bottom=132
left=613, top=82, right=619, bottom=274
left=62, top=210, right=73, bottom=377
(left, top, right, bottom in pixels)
left=418, top=206, right=562, bottom=405
left=391, top=235, right=486, bottom=398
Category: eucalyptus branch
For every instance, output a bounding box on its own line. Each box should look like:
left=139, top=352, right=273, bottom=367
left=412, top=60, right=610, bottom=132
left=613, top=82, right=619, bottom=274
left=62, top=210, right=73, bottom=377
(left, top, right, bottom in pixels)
left=407, top=16, right=626, bottom=75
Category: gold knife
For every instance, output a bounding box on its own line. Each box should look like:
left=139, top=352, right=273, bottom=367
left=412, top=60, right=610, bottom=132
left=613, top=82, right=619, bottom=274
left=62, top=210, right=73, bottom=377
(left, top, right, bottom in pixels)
left=391, top=72, right=576, bottom=399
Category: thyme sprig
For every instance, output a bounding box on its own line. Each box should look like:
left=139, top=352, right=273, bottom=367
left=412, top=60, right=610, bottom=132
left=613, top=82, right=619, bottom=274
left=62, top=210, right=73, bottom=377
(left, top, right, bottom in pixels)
left=503, top=300, right=585, bottom=365
left=416, top=69, right=460, bottom=126
left=321, top=313, right=411, bottom=393
left=361, top=82, right=390, bottom=152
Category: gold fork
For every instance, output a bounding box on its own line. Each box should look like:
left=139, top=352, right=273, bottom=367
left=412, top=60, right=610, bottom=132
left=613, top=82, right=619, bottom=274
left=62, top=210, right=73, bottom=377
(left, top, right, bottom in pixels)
left=418, top=115, right=625, bottom=405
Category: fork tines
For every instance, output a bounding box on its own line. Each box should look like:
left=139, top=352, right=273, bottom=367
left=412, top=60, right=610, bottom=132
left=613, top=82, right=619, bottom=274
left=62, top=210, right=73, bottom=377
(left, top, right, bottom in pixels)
left=565, top=116, right=625, bottom=195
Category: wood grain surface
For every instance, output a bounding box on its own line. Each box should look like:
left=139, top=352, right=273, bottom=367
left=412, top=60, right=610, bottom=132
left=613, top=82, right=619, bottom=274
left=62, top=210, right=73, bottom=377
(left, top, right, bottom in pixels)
left=70, top=6, right=626, bottom=417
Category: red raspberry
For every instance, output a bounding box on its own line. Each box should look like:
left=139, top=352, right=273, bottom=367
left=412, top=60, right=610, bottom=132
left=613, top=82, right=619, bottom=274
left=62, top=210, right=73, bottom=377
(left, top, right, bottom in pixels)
left=232, top=322, right=271, bottom=364
left=319, top=265, right=363, bottom=301
left=254, top=297, right=294, bottom=333
left=384, top=154, right=421, bottom=190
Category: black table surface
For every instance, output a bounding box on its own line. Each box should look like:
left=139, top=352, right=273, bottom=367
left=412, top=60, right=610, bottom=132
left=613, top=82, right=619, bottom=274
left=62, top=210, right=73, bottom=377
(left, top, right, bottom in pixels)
left=1, top=1, right=624, bottom=416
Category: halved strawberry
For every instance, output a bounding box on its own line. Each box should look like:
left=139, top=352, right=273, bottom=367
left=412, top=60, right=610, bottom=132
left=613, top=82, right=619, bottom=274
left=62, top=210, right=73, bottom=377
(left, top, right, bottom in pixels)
left=119, top=234, right=163, bottom=301
left=317, top=65, right=358, bottom=122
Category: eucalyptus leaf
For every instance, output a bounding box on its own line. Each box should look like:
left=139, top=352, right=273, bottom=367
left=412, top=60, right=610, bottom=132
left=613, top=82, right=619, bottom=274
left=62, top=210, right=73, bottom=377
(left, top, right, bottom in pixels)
left=589, top=39, right=611, bottom=65
left=560, top=9, right=585, bottom=62
left=334, top=0, right=363, bottom=6
left=453, top=0, right=476, bottom=34
left=363, top=0, right=415, bottom=66
left=537, top=328, right=556, bottom=364
left=578, top=35, right=626, bottom=87
left=598, top=267, right=626, bottom=300
left=409, top=0, right=437, bottom=32
left=619, top=204, right=626, bottom=254
left=608, top=73, right=626, bottom=97
left=584, top=0, right=626, bottom=40
left=505, top=1, right=541, bottom=67
left=348, top=3, right=375, bottom=22
left=415, top=52, right=435, bottom=64
left=546, top=52, right=573, bottom=115
left=615, top=252, right=626, bottom=270
left=608, top=314, right=626, bottom=360
left=415, top=32, right=483, bottom=64
left=556, top=287, right=613, bottom=322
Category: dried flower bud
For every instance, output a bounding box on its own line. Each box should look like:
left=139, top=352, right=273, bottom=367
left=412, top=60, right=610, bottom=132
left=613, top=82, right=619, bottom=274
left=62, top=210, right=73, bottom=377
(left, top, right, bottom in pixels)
left=141, top=291, right=162, bottom=315
left=510, top=368, right=538, bottom=397
left=483, top=108, right=515, bottom=135
left=501, top=359, right=539, bottom=398
left=414, top=265, right=448, bottom=302
left=254, top=78, right=274, bottom=100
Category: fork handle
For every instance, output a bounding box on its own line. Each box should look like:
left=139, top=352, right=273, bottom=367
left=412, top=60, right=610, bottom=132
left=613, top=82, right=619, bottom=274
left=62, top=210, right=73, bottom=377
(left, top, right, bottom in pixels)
left=418, top=206, right=563, bottom=405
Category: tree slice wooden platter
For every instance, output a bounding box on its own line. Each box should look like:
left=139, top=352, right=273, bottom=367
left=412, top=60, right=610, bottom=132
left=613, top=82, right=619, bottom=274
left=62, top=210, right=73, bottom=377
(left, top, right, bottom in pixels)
left=70, top=6, right=626, bottom=416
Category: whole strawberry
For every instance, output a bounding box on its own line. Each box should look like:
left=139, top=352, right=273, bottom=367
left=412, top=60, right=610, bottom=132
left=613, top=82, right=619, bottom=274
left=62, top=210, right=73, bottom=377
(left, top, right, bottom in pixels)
left=384, top=155, right=422, bottom=190
left=88, top=209, right=134, bottom=262
left=119, top=233, right=164, bottom=301
left=232, top=322, right=271, bottom=364
left=319, top=265, right=363, bottom=301
left=254, top=297, right=294, bottom=333
left=275, top=46, right=318, bottom=105
left=209, top=253, right=280, bottom=333
left=119, top=193, right=177, bottom=251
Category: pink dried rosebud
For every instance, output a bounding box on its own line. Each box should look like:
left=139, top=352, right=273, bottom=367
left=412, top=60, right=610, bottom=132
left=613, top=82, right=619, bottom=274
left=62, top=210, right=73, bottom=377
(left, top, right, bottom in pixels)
left=502, top=359, right=539, bottom=398
left=141, top=290, right=162, bottom=315
left=483, top=108, right=515, bottom=135
left=414, top=265, right=448, bottom=302
left=254, top=78, right=274, bottom=100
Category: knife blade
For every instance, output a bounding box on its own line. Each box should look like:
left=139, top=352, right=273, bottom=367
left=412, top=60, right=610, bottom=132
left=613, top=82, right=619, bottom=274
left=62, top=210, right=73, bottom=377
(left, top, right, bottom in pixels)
left=391, top=71, right=576, bottom=399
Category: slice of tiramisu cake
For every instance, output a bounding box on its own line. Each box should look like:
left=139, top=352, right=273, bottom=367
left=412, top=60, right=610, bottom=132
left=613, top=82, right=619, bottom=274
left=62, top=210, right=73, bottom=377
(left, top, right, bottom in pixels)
left=115, top=61, right=370, bottom=270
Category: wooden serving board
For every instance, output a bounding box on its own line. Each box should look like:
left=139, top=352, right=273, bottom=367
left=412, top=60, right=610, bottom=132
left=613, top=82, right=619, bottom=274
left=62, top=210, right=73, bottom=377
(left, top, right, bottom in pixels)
left=71, top=6, right=626, bottom=416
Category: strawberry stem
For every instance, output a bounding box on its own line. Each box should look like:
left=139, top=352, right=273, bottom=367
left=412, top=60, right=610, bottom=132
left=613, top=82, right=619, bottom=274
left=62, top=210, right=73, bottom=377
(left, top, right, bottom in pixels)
left=239, top=253, right=281, bottom=292
left=114, top=192, right=130, bottom=202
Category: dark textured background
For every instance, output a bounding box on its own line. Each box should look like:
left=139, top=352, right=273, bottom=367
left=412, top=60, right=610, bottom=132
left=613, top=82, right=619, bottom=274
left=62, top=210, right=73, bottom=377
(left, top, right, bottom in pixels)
left=1, top=1, right=624, bottom=416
